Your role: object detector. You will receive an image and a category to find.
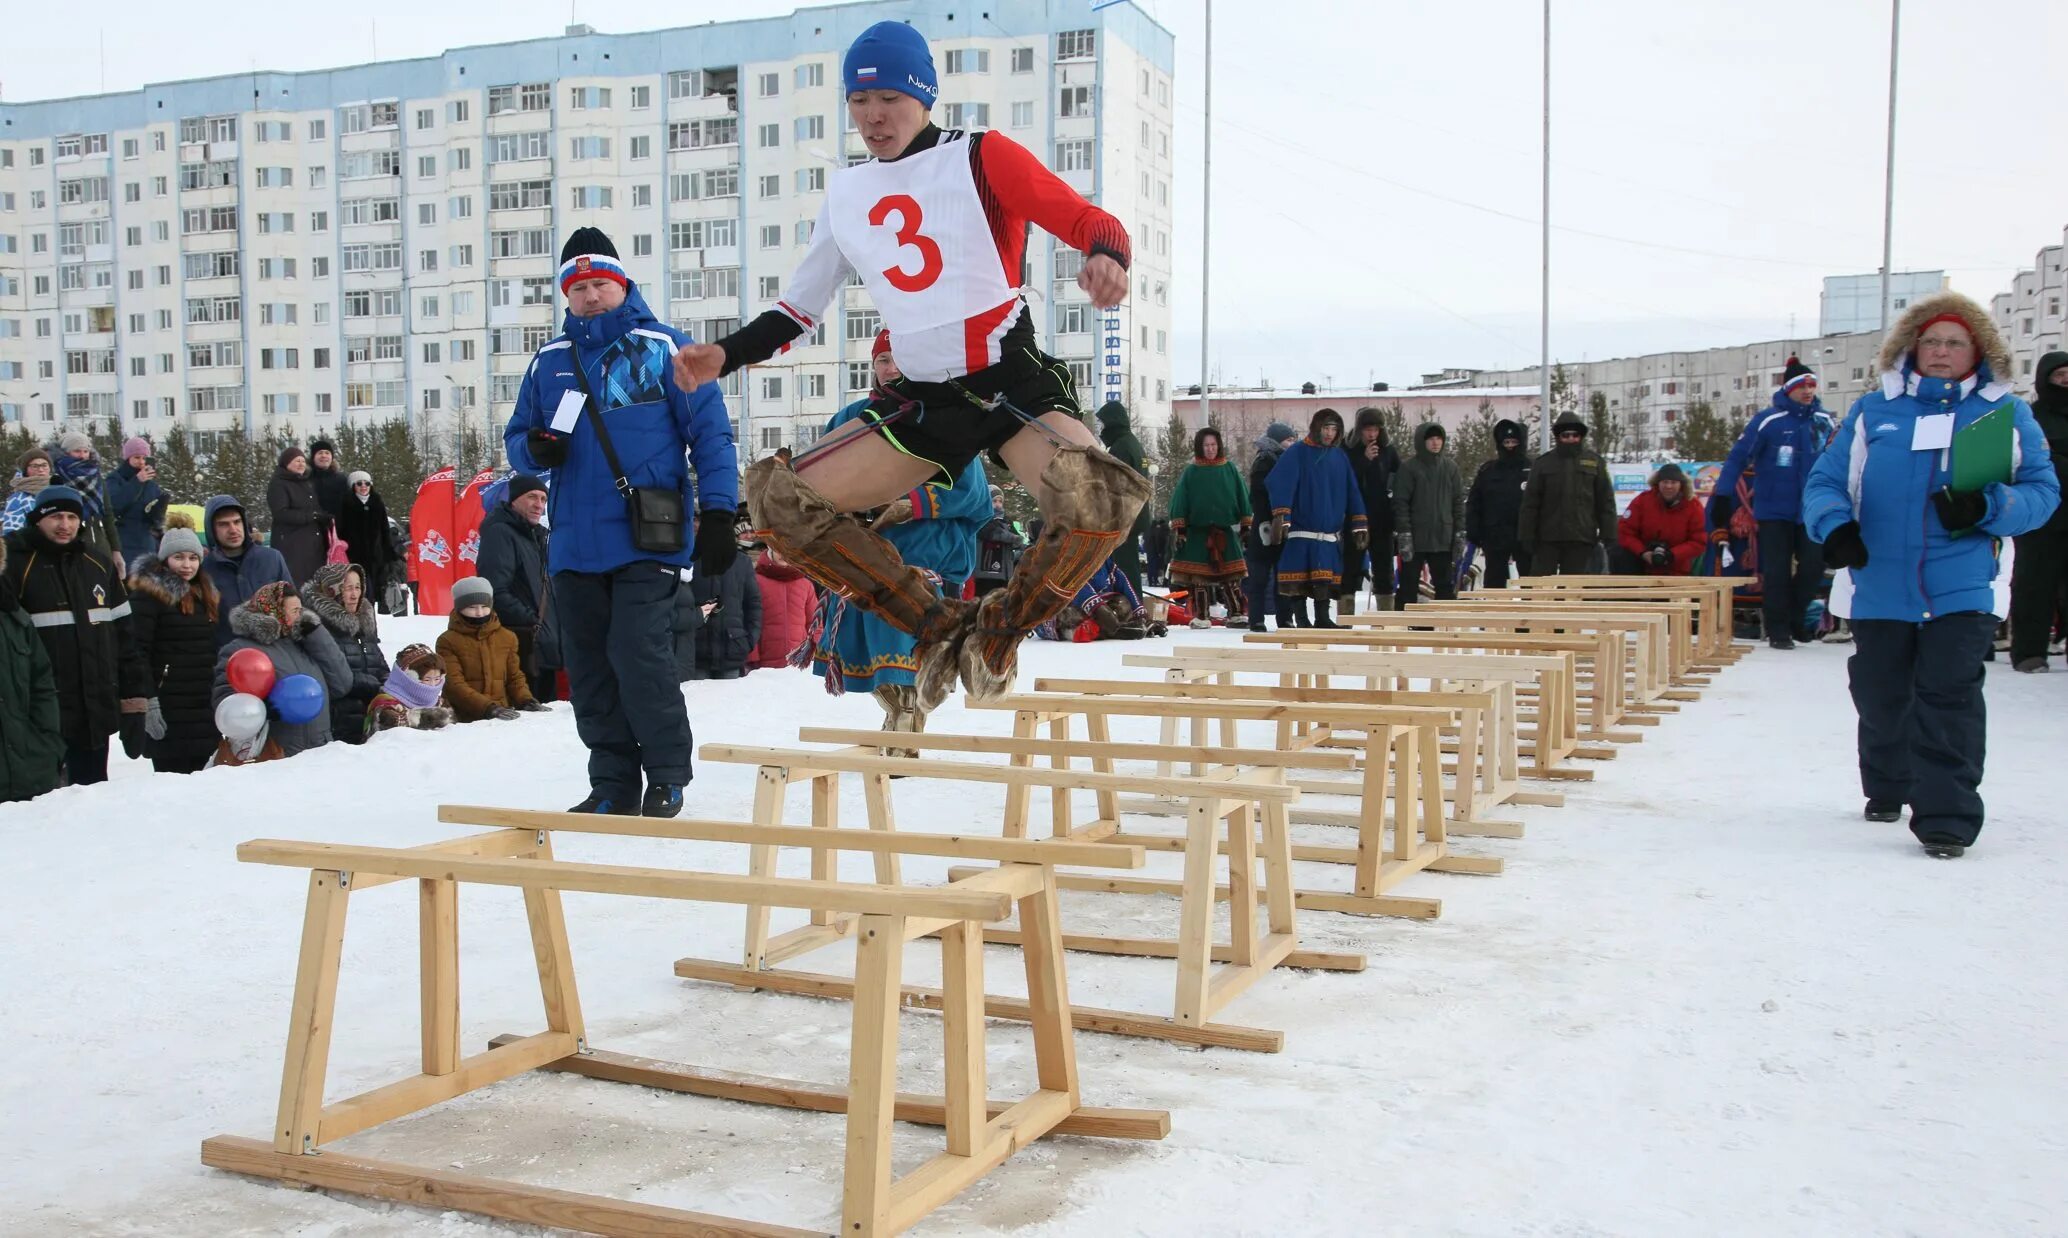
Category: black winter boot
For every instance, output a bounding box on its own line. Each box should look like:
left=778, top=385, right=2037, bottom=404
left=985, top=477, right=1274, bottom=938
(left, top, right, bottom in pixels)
left=1863, top=800, right=1903, bottom=823
left=1311, top=595, right=1342, bottom=630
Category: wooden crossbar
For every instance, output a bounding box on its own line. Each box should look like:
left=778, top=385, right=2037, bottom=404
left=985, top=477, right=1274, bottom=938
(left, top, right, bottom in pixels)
left=435, top=805, right=1146, bottom=870
left=793, top=726, right=1360, bottom=771
left=235, top=839, right=1014, bottom=921
left=700, top=743, right=1300, bottom=803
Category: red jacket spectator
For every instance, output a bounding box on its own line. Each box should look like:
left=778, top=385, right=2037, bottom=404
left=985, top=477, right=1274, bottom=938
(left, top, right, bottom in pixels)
left=1617, top=464, right=1708, bottom=575
left=751, top=552, right=816, bottom=670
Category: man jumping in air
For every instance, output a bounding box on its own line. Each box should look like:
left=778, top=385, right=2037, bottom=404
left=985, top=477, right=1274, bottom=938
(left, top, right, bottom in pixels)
left=672, top=20, right=1146, bottom=709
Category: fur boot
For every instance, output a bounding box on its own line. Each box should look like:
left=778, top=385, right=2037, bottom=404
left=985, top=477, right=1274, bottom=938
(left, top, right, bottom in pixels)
left=873, top=684, right=927, bottom=762
left=955, top=444, right=1151, bottom=700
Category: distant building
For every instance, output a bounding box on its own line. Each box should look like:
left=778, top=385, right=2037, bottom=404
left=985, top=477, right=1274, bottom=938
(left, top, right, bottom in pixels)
left=1472, top=332, right=1887, bottom=454
left=1177, top=385, right=1539, bottom=455
left=0, top=2, right=1177, bottom=461
left=1990, top=229, right=2066, bottom=395
left=1820, top=271, right=1947, bottom=336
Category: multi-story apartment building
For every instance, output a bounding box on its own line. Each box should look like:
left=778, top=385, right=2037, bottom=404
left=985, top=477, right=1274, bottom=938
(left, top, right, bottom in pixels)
left=1991, top=228, right=2065, bottom=395
left=1470, top=330, right=1888, bottom=454
left=0, top=1, right=1176, bottom=462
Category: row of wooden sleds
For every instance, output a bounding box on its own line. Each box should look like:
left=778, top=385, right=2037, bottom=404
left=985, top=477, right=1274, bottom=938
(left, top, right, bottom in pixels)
left=200, top=575, right=1747, bottom=1236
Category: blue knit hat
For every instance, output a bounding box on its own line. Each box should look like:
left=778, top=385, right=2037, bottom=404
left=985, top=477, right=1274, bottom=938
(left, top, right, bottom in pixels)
left=843, top=21, right=938, bottom=109
left=31, top=485, right=84, bottom=519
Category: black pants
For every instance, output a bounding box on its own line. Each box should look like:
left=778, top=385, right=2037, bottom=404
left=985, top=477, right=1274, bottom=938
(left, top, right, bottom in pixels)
left=1530, top=542, right=1595, bottom=576
left=2009, top=520, right=2068, bottom=663
left=1396, top=552, right=1456, bottom=609
left=1849, top=613, right=1995, bottom=846
left=556, top=563, right=693, bottom=795
left=62, top=738, right=109, bottom=786
left=1243, top=538, right=1279, bottom=623
left=1757, top=519, right=1824, bottom=640
left=1480, top=543, right=1523, bottom=589
left=512, top=624, right=559, bottom=702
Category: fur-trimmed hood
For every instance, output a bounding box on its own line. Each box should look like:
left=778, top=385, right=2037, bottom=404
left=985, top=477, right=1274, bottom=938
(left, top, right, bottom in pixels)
left=303, top=561, right=378, bottom=640
left=127, top=554, right=201, bottom=608
left=1874, top=290, right=2011, bottom=377
left=1192, top=426, right=1227, bottom=462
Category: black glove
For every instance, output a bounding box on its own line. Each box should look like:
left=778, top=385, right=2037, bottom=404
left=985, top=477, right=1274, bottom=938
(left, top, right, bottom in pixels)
left=526, top=428, right=569, bottom=470
left=518, top=700, right=551, bottom=712
left=1646, top=544, right=1671, bottom=568
left=296, top=611, right=323, bottom=637
left=1931, top=488, right=1987, bottom=533
left=490, top=705, right=522, bottom=721
left=119, top=713, right=146, bottom=761
left=694, top=509, right=738, bottom=578
left=1822, top=521, right=1869, bottom=570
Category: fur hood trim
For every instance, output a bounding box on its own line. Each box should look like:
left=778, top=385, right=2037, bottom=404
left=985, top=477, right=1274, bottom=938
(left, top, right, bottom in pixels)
left=227, top=599, right=289, bottom=645
left=127, top=555, right=192, bottom=607
left=1874, top=290, right=2010, bottom=377
left=304, top=562, right=377, bottom=639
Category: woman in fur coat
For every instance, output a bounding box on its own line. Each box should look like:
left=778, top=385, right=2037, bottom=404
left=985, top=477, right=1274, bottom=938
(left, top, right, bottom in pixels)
left=126, top=528, right=224, bottom=773
left=303, top=561, right=386, bottom=745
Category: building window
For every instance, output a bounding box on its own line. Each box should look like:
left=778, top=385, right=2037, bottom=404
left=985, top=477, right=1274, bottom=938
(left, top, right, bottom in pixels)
left=758, top=72, right=780, bottom=97
left=1011, top=101, right=1034, bottom=128
left=1054, top=140, right=1093, bottom=172
left=758, top=123, right=781, bottom=148
left=632, top=184, right=652, bottom=208
left=944, top=103, right=990, bottom=129
left=845, top=309, right=881, bottom=340
left=1056, top=30, right=1095, bottom=60
left=794, top=115, right=825, bottom=142
left=795, top=62, right=825, bottom=89
left=758, top=174, right=780, bottom=199
left=632, top=233, right=654, bottom=257
left=1011, top=46, right=1035, bottom=73
left=796, top=167, right=825, bottom=193
left=568, top=86, right=612, bottom=110
left=945, top=49, right=991, bottom=74
left=570, top=136, right=611, bottom=160
left=571, top=186, right=613, bottom=209
left=1059, top=86, right=1093, bottom=118
left=630, top=84, right=651, bottom=110
left=803, top=373, right=828, bottom=399
left=847, top=361, right=872, bottom=391
left=630, top=134, right=651, bottom=160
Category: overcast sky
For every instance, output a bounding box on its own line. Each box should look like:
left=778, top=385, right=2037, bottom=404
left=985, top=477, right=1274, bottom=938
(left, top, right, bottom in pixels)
left=6, top=0, right=2062, bottom=389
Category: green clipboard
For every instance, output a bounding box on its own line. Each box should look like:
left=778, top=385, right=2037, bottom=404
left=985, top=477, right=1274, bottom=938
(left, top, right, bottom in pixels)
left=1950, top=403, right=2016, bottom=492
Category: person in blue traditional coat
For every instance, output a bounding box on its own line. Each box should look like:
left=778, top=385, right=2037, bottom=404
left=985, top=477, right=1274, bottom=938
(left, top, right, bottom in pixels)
left=810, top=336, right=990, bottom=755
left=1030, top=557, right=1158, bottom=641
left=1265, top=408, right=1367, bottom=629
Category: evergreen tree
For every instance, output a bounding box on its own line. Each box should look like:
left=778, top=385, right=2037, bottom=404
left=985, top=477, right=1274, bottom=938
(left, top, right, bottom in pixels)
left=1153, top=411, right=1194, bottom=517
left=197, top=425, right=258, bottom=525
left=0, top=423, right=38, bottom=469
left=1451, top=398, right=1501, bottom=483
left=85, top=419, right=126, bottom=466
left=1674, top=401, right=1739, bottom=461
left=1587, top=389, right=1625, bottom=459
left=361, top=418, right=431, bottom=511
left=1548, top=363, right=1581, bottom=434
left=155, top=426, right=201, bottom=505
left=1374, top=402, right=1413, bottom=455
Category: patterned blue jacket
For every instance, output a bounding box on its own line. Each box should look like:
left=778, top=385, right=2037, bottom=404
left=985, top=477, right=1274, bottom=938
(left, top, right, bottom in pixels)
left=504, top=283, right=738, bottom=575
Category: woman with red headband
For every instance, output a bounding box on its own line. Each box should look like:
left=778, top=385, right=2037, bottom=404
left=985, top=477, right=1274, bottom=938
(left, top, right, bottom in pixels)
left=1803, top=292, right=2060, bottom=858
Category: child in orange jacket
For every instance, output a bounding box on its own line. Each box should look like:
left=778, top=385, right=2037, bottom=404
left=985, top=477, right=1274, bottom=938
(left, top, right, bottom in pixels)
left=436, top=576, right=547, bottom=722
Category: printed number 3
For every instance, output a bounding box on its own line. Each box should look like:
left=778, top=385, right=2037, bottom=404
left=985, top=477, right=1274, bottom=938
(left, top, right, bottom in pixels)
left=869, top=194, right=944, bottom=293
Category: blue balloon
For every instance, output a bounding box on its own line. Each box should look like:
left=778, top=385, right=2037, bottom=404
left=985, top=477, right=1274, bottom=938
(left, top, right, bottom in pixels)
left=268, top=673, right=327, bottom=725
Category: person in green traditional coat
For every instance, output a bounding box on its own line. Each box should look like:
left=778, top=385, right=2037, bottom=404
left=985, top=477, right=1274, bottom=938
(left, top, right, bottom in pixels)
left=1167, top=426, right=1251, bottom=626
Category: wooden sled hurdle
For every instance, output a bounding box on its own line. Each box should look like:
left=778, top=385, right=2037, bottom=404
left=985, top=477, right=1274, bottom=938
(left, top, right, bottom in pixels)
left=679, top=738, right=1367, bottom=1052
left=969, top=687, right=1496, bottom=921
left=202, top=808, right=1169, bottom=1237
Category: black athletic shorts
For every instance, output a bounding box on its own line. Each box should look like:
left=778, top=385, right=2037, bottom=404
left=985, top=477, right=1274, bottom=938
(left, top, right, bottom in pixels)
left=860, top=332, right=1082, bottom=482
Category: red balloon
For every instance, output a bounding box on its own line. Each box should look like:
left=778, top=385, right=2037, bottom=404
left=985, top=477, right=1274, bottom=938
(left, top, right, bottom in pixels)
left=226, top=648, right=277, bottom=699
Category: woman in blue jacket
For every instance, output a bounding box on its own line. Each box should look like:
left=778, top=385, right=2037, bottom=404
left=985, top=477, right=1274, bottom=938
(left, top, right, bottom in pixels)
left=1803, top=293, right=2060, bottom=857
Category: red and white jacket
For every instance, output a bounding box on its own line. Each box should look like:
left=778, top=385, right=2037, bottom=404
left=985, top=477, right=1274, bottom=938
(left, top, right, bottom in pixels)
left=722, top=127, right=1130, bottom=383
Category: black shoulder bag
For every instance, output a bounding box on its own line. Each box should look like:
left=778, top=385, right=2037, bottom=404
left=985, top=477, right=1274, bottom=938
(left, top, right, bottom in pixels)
left=567, top=344, right=687, bottom=555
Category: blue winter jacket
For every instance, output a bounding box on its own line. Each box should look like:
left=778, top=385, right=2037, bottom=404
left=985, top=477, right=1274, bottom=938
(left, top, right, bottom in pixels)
left=104, top=462, right=167, bottom=566
left=503, top=283, right=738, bottom=575
left=199, top=494, right=295, bottom=645
left=1714, top=391, right=1835, bottom=523
left=1803, top=367, right=2060, bottom=622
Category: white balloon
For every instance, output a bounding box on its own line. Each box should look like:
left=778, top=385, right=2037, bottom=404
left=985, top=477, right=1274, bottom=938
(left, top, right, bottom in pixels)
left=215, top=692, right=269, bottom=742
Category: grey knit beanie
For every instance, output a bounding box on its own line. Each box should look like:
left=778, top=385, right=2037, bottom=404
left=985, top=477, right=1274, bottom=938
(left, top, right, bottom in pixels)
left=157, top=528, right=206, bottom=560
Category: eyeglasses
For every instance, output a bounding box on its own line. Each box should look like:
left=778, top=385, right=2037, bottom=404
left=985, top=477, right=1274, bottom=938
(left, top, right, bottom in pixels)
left=1917, top=336, right=1973, bottom=352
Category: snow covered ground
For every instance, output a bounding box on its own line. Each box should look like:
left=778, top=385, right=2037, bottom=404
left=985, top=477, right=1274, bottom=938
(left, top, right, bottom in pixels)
left=4, top=620, right=2064, bottom=1236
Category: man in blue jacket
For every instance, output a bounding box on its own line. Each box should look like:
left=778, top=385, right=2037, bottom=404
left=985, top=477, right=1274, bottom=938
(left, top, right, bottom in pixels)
left=1804, top=293, right=2059, bottom=857
left=1715, top=356, right=1836, bottom=648
left=504, top=227, right=738, bottom=818
left=200, top=494, right=294, bottom=646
